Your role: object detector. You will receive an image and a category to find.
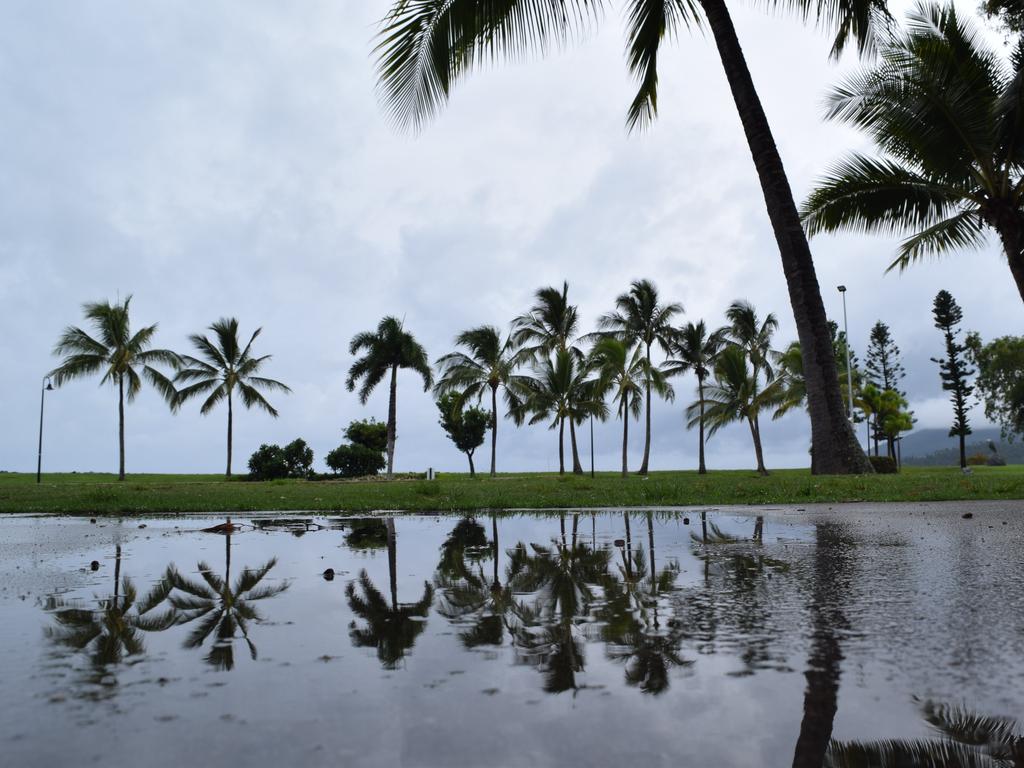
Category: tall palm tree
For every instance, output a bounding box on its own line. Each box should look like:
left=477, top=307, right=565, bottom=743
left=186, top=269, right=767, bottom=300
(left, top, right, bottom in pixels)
left=174, top=318, right=290, bottom=478
left=664, top=320, right=726, bottom=473
left=435, top=325, right=529, bottom=476
left=802, top=2, right=1024, bottom=305
left=49, top=296, right=179, bottom=480
left=686, top=345, right=781, bottom=475
left=590, top=337, right=673, bottom=477
left=512, top=348, right=605, bottom=474
left=724, top=300, right=778, bottom=380
left=346, top=518, right=434, bottom=668
left=595, top=279, right=683, bottom=474
left=347, top=317, right=434, bottom=478
left=374, top=0, right=882, bottom=475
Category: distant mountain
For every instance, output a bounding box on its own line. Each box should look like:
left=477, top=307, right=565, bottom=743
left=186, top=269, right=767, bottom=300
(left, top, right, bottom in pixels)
left=898, top=427, right=1022, bottom=466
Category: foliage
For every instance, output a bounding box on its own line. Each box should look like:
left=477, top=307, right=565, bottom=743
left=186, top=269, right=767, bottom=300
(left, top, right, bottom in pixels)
left=864, top=321, right=906, bottom=396
left=282, top=439, right=314, bottom=479
left=511, top=281, right=583, bottom=362
left=436, top=393, right=490, bottom=475
left=344, top=419, right=388, bottom=453
left=980, top=0, right=1024, bottom=34
left=248, top=444, right=289, bottom=481
left=868, top=455, right=898, bottom=474
left=967, top=333, right=1024, bottom=440
left=801, top=3, right=1024, bottom=300
left=325, top=444, right=387, bottom=478
left=932, top=291, right=975, bottom=463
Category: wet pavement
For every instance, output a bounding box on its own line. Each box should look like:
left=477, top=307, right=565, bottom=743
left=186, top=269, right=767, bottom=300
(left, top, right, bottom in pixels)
left=1, top=502, right=1022, bottom=767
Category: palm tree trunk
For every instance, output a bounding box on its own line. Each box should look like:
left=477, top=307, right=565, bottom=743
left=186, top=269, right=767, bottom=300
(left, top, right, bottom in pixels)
left=118, top=375, right=126, bottom=481
left=749, top=416, right=768, bottom=475
left=699, top=0, right=870, bottom=476
left=491, top=514, right=499, bottom=588
left=386, top=517, right=398, bottom=610
left=490, top=383, right=498, bottom=476
left=225, top=525, right=232, bottom=590
left=621, top=394, right=629, bottom=478
left=639, top=342, right=652, bottom=475
left=114, top=544, right=122, bottom=605
left=623, top=512, right=633, bottom=578
left=386, top=365, right=398, bottom=478
left=697, top=377, right=707, bottom=474
left=989, top=204, right=1024, bottom=303
left=226, top=388, right=233, bottom=478
left=646, top=511, right=656, bottom=587
left=569, top=417, right=584, bottom=474
left=558, top=416, right=565, bottom=475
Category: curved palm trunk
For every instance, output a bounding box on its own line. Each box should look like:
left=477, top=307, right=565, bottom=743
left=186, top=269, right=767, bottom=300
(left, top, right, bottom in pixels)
left=748, top=415, right=768, bottom=475
left=386, top=365, right=398, bottom=479
left=558, top=416, right=566, bottom=475
left=639, top=343, right=652, bottom=475
left=569, top=417, right=584, bottom=474
left=621, top=393, right=630, bottom=478
left=490, top=384, right=498, bottom=476
left=989, top=204, right=1024, bottom=302
left=117, top=375, right=126, bottom=481
left=226, top=388, right=233, bottom=478
left=697, top=376, right=708, bottom=474
left=700, top=0, right=870, bottom=476
left=386, top=517, right=398, bottom=610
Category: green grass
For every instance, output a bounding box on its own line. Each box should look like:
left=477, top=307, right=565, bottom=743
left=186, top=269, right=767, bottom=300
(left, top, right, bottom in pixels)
left=1, top=465, right=1023, bottom=514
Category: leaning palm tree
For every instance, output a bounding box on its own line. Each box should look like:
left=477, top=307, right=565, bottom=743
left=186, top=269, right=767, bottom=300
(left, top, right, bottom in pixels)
left=49, top=296, right=179, bottom=481
left=664, top=320, right=726, bottom=474
left=347, top=316, right=433, bottom=478
left=590, top=337, right=672, bottom=478
left=374, top=0, right=883, bottom=475
left=434, top=325, right=530, bottom=476
left=802, top=2, right=1024, bottom=305
left=687, top=345, right=781, bottom=475
left=512, top=348, right=605, bottom=474
left=595, top=279, right=682, bottom=474
left=174, top=318, right=290, bottom=477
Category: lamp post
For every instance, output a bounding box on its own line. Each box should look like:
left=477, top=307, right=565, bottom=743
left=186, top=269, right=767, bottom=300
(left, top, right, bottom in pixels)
left=589, top=415, right=595, bottom=479
left=837, top=286, right=855, bottom=422
left=37, top=377, right=54, bottom=484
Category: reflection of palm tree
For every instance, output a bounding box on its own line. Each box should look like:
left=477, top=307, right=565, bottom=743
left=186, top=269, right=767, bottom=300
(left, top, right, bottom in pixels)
left=44, top=545, right=174, bottom=682
left=826, top=700, right=1024, bottom=767
left=346, top=518, right=433, bottom=668
left=162, top=529, right=288, bottom=671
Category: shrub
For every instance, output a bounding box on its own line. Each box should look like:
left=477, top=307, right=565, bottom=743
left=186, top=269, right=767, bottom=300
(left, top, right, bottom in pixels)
left=248, top=444, right=288, bottom=480
left=868, top=455, right=898, bottom=474
left=325, top=444, right=386, bottom=478
left=283, top=438, right=314, bottom=478
left=966, top=452, right=988, bottom=467
left=344, top=419, right=387, bottom=453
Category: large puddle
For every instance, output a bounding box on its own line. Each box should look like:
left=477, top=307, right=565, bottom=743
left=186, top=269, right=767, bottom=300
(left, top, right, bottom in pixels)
left=2, top=507, right=1023, bottom=767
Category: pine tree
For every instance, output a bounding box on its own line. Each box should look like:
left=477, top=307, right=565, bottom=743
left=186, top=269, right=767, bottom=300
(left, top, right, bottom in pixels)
left=864, top=322, right=906, bottom=396
left=931, top=291, right=975, bottom=469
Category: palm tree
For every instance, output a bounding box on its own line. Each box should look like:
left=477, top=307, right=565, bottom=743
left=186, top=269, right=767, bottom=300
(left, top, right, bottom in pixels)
left=160, top=528, right=289, bottom=671
left=590, top=337, right=672, bottom=478
left=511, top=281, right=583, bottom=362
left=49, top=296, right=179, bottom=480
left=346, top=518, right=434, bottom=668
left=664, top=320, right=726, bottom=474
left=724, top=300, right=778, bottom=380
left=347, top=317, right=434, bottom=478
left=512, top=348, right=605, bottom=474
left=595, top=279, right=682, bottom=474
left=686, top=345, right=781, bottom=475
left=435, top=325, right=529, bottom=476
left=374, top=0, right=882, bottom=476
left=802, top=2, right=1024, bottom=305
left=174, top=318, right=290, bottom=478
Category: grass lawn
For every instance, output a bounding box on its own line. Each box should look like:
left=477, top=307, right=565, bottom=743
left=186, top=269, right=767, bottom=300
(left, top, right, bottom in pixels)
left=1, top=465, right=1023, bottom=514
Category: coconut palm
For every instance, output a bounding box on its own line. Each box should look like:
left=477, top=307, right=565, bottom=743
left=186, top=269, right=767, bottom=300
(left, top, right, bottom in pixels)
left=664, top=320, right=726, bottom=474
left=724, top=300, right=779, bottom=379
left=347, top=317, right=434, bottom=478
left=374, top=0, right=883, bottom=476
left=511, top=281, right=583, bottom=362
left=44, top=545, right=175, bottom=682
left=512, top=348, right=605, bottom=474
left=802, top=2, right=1024, bottom=305
left=346, top=518, right=434, bottom=668
left=590, top=337, right=673, bottom=477
left=686, top=345, right=782, bottom=475
left=49, top=296, right=179, bottom=480
left=160, top=527, right=289, bottom=671
left=595, top=279, right=683, bottom=474
left=174, top=318, right=290, bottom=477
left=434, top=325, right=530, bottom=476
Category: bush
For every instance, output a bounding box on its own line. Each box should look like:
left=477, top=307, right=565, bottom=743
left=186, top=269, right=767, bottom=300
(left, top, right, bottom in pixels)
left=325, top=444, right=386, bottom=478
left=248, top=444, right=288, bottom=480
left=344, top=419, right=387, bottom=453
left=283, top=438, right=314, bottom=478
left=868, top=455, right=898, bottom=474
left=966, top=453, right=988, bottom=467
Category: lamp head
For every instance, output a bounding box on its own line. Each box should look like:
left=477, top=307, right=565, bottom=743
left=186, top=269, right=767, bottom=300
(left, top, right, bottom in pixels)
left=837, top=285, right=847, bottom=293
left=45, top=380, right=53, bottom=391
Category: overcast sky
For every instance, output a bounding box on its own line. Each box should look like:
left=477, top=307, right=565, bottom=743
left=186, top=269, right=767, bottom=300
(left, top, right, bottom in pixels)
left=1, top=0, right=1016, bottom=475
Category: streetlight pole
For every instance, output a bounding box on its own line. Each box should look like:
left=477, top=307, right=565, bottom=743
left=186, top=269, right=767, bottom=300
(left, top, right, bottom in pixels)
left=589, top=415, right=595, bottom=479
left=837, top=286, right=855, bottom=422
left=37, top=377, right=54, bottom=484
